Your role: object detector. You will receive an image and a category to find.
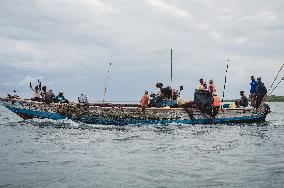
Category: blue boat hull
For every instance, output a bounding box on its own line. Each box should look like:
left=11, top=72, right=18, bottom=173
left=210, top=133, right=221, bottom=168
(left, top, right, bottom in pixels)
left=4, top=105, right=266, bottom=126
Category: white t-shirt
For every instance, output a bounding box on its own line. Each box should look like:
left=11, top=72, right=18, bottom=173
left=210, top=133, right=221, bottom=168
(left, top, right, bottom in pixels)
left=78, top=95, right=88, bottom=103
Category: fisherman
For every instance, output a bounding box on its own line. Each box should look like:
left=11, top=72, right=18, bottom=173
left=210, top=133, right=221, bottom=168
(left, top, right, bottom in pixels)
left=156, top=83, right=172, bottom=99
left=29, top=81, right=42, bottom=101
left=236, top=91, right=248, bottom=108
left=250, top=76, right=257, bottom=107
left=44, top=89, right=55, bottom=104
left=198, top=79, right=207, bottom=90
left=78, top=94, right=88, bottom=103
left=211, top=94, right=221, bottom=117
left=213, top=94, right=220, bottom=108
left=140, top=91, right=149, bottom=112
left=41, top=86, right=47, bottom=101
left=208, top=79, right=216, bottom=94
left=7, top=90, right=19, bottom=99
left=203, top=81, right=207, bottom=90
left=255, top=77, right=267, bottom=108
left=54, top=92, right=68, bottom=103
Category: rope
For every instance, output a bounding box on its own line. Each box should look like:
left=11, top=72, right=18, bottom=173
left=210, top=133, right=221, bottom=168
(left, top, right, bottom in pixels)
left=268, top=77, right=284, bottom=96
left=268, top=64, right=284, bottom=92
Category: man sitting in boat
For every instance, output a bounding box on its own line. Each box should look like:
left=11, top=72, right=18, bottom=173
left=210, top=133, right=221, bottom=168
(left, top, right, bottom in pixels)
left=153, top=83, right=178, bottom=107
left=78, top=94, right=88, bottom=103
left=54, top=92, right=69, bottom=103
left=44, top=89, right=55, bottom=104
left=156, top=83, right=173, bottom=99
left=140, top=91, right=149, bottom=112
left=235, top=91, right=248, bottom=108
left=7, top=90, right=20, bottom=99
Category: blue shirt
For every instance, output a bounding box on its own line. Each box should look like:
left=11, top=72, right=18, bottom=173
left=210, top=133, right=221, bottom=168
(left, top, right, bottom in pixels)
left=250, top=80, right=257, bottom=93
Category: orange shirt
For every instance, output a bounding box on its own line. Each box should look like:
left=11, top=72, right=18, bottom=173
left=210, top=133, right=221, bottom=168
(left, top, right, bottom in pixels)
left=208, top=84, right=216, bottom=93
left=140, top=95, right=149, bottom=107
left=213, top=95, right=220, bottom=107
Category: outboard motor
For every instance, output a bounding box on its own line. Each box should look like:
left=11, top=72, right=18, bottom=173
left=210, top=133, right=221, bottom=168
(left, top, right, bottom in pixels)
left=263, top=103, right=271, bottom=116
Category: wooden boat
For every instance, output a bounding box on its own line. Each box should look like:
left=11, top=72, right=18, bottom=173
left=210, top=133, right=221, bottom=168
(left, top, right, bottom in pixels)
left=0, top=97, right=270, bottom=125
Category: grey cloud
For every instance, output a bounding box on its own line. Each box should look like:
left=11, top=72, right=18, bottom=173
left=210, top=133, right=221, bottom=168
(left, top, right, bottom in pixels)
left=0, top=0, right=283, bottom=101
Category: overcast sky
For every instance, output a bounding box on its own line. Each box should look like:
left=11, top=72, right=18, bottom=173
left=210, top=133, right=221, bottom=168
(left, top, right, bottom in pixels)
left=0, top=0, right=283, bottom=102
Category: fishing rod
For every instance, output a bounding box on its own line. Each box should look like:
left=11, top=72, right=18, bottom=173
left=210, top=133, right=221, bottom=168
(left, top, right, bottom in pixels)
left=221, top=59, right=229, bottom=104
left=102, top=61, right=112, bottom=103
left=171, top=49, right=173, bottom=84
left=268, top=64, right=284, bottom=92
left=268, top=76, right=284, bottom=96
left=170, top=49, right=174, bottom=99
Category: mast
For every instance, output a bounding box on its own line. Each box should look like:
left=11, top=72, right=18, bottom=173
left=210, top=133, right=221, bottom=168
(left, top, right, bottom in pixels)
left=102, top=61, right=112, bottom=103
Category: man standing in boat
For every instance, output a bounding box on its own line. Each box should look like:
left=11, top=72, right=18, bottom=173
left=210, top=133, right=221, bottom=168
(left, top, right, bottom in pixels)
left=207, top=79, right=216, bottom=94
left=256, top=77, right=267, bottom=109
left=29, top=80, right=42, bottom=101
left=235, top=91, right=248, bottom=108
left=250, top=76, right=257, bottom=107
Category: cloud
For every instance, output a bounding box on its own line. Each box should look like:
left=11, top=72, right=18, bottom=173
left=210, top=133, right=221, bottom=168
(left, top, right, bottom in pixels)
left=62, top=0, right=113, bottom=13
left=1, top=82, right=11, bottom=86
left=0, top=0, right=283, bottom=100
left=147, top=0, right=191, bottom=18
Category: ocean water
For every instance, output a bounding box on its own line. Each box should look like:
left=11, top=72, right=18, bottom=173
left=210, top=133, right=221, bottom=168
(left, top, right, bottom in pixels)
left=0, top=103, right=283, bottom=188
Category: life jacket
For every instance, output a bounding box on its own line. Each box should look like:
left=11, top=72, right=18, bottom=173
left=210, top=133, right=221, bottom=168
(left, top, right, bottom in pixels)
left=208, top=83, right=216, bottom=94
left=256, top=82, right=267, bottom=96
left=213, top=95, right=220, bottom=107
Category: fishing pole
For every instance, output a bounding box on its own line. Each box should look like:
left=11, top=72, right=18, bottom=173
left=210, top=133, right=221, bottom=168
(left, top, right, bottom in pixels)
left=268, top=64, right=284, bottom=92
left=171, top=49, right=173, bottom=84
left=221, top=59, right=229, bottom=104
left=102, top=61, right=112, bottom=103
left=268, top=76, right=284, bottom=96
left=170, top=49, right=173, bottom=99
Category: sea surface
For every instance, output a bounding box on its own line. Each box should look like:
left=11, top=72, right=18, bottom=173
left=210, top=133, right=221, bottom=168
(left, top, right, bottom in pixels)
left=0, top=103, right=283, bottom=188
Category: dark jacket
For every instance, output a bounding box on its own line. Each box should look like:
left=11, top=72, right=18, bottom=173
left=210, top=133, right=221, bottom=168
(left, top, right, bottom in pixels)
left=256, top=82, right=267, bottom=96
left=240, top=95, right=248, bottom=107
left=45, top=91, right=55, bottom=103
left=161, top=87, right=172, bottom=99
